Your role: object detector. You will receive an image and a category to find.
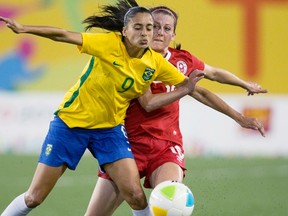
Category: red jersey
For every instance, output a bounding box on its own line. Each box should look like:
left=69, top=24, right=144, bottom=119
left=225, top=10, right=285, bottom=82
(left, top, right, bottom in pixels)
left=125, top=47, right=205, bottom=145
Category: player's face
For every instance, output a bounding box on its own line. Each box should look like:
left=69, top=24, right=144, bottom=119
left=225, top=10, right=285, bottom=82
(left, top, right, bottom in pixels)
left=122, top=12, right=154, bottom=50
left=151, top=13, right=176, bottom=56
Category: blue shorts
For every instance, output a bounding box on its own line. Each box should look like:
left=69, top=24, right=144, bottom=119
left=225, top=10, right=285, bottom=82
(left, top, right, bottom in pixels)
left=38, top=116, right=133, bottom=170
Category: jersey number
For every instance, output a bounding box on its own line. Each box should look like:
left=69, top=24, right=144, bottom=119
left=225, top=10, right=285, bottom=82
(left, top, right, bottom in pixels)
left=118, top=77, right=134, bottom=93
left=166, top=85, right=176, bottom=93
left=170, top=145, right=184, bottom=162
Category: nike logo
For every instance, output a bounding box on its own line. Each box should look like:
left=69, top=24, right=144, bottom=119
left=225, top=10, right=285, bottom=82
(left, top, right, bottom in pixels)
left=113, top=61, right=122, bottom=67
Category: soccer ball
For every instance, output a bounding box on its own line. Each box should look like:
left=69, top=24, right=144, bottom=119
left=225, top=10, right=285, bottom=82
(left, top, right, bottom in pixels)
left=149, top=180, right=194, bottom=216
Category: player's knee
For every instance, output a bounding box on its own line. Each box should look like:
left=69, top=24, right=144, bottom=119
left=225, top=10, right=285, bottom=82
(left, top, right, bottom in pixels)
left=124, top=186, right=147, bottom=209
left=24, top=192, right=45, bottom=208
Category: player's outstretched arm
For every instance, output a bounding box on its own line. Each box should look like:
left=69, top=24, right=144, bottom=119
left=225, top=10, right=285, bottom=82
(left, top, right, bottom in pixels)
left=0, top=16, right=82, bottom=45
left=203, top=64, right=268, bottom=95
left=138, top=70, right=204, bottom=112
left=190, top=86, right=265, bottom=137
left=234, top=115, right=265, bottom=137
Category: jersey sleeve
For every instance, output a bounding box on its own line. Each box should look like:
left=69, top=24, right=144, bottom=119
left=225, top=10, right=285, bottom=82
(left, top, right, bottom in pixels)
left=184, top=51, right=205, bottom=76
left=155, top=54, right=186, bottom=86
left=78, top=32, right=120, bottom=57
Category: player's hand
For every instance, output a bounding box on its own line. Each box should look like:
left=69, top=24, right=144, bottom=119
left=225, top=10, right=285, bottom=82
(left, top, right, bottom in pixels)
left=0, top=16, right=24, bottom=34
left=246, top=82, right=268, bottom=96
left=186, top=69, right=205, bottom=93
left=237, top=115, right=265, bottom=137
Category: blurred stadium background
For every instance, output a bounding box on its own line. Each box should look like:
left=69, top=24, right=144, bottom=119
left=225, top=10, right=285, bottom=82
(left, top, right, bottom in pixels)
left=1, top=0, right=288, bottom=215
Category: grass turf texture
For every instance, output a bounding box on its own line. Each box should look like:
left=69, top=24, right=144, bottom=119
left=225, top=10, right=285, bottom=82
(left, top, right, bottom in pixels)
left=0, top=154, right=287, bottom=216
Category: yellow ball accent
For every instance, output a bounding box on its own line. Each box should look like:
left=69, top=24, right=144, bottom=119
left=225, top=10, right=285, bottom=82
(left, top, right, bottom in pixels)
left=151, top=206, right=168, bottom=216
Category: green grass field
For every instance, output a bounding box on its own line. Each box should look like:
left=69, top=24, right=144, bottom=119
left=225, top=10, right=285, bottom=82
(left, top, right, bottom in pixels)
left=1, top=154, right=287, bottom=216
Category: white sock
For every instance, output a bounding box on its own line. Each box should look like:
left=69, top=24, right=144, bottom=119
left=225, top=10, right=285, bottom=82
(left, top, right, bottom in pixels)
left=132, top=205, right=152, bottom=216
left=1, top=193, right=33, bottom=216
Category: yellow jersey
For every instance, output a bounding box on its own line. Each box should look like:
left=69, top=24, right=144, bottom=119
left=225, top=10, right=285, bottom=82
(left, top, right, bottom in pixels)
left=55, top=32, right=185, bottom=129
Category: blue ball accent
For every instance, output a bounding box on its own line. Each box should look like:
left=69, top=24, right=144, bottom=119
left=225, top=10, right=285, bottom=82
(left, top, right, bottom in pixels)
left=186, top=189, right=194, bottom=207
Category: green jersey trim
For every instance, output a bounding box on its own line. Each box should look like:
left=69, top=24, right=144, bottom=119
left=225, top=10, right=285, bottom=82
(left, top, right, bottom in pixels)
left=54, top=56, right=95, bottom=115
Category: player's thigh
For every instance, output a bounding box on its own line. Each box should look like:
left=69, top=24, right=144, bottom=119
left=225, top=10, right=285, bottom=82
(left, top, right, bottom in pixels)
left=150, top=162, right=183, bottom=188
left=103, top=158, right=142, bottom=196
left=85, top=178, right=124, bottom=216
left=26, top=163, right=67, bottom=202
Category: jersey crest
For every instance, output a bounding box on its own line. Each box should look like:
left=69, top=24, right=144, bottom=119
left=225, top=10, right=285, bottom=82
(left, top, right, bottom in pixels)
left=142, top=67, right=155, bottom=81
left=176, top=60, right=188, bottom=75
left=45, top=144, right=53, bottom=156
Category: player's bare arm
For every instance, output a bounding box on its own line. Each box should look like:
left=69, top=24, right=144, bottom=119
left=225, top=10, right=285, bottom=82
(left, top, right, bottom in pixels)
left=190, top=86, right=265, bottom=137
left=138, top=70, right=204, bottom=112
left=203, top=64, right=268, bottom=95
left=0, top=16, right=82, bottom=45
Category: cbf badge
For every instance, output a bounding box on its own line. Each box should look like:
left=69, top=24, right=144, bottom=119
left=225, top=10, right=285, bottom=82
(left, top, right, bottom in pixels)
left=176, top=61, right=188, bottom=75
left=142, top=67, right=155, bottom=81
left=45, top=144, right=53, bottom=156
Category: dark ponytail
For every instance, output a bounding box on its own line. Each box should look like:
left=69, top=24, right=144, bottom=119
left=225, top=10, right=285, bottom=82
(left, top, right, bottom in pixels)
left=83, top=0, right=148, bottom=32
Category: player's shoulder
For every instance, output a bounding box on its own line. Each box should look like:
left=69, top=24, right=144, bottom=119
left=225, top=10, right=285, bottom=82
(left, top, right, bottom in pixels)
left=168, top=47, right=203, bottom=63
left=168, top=47, right=193, bottom=56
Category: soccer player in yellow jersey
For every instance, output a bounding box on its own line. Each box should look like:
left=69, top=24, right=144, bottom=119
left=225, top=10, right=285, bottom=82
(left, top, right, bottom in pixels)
left=0, top=1, right=204, bottom=216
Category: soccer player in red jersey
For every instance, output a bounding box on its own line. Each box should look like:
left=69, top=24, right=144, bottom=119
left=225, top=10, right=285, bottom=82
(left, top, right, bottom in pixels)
left=85, top=3, right=267, bottom=216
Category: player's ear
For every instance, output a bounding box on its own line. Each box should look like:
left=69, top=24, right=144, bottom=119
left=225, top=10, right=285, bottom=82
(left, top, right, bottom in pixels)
left=122, top=27, right=127, bottom=37
left=171, top=32, right=176, bottom=41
